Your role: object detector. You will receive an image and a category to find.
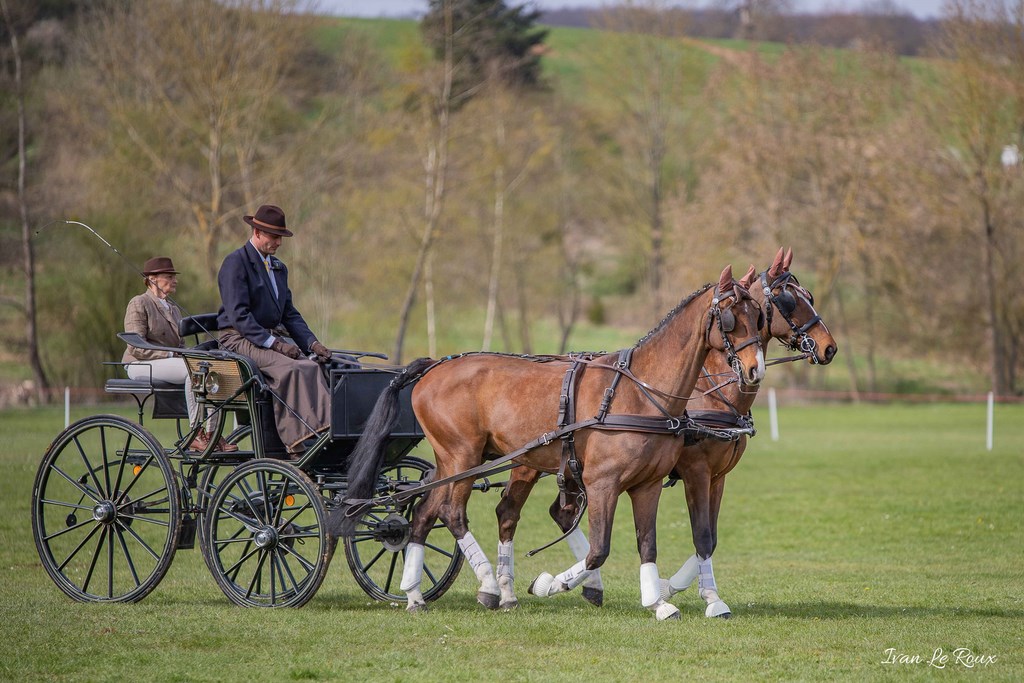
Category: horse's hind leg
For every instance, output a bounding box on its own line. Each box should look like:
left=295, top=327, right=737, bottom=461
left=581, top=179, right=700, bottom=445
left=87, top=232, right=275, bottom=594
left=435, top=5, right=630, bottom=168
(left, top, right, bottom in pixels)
left=441, top=478, right=502, bottom=610
left=401, top=488, right=445, bottom=612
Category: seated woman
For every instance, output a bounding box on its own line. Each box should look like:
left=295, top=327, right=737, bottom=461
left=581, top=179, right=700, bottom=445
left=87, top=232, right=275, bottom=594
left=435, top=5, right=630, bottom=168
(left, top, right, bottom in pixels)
left=122, top=256, right=237, bottom=453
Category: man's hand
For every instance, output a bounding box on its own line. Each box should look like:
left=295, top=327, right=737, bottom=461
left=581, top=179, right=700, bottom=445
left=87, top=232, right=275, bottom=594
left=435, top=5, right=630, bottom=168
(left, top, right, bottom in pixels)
left=311, top=341, right=332, bottom=364
left=271, top=338, right=303, bottom=360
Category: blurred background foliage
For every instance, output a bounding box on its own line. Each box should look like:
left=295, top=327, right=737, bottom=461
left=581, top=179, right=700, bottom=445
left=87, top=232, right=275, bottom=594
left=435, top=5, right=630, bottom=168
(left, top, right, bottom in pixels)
left=1, top=0, right=1022, bottom=398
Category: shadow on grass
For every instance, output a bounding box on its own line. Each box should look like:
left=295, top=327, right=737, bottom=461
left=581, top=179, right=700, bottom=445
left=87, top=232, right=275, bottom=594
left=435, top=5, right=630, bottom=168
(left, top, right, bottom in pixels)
left=743, top=601, right=1024, bottom=620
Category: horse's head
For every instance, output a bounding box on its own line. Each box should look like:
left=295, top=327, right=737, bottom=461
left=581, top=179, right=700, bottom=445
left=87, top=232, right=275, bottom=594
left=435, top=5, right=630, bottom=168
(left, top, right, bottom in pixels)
left=752, top=247, right=837, bottom=365
left=708, top=265, right=765, bottom=386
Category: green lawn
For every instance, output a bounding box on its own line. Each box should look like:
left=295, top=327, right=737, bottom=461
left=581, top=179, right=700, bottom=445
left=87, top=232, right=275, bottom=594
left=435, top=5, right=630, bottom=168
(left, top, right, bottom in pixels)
left=2, top=401, right=1022, bottom=681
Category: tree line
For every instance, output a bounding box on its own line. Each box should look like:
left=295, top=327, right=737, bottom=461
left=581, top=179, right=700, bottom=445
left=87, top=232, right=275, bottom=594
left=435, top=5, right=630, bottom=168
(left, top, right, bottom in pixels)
left=1, top=0, right=1022, bottom=399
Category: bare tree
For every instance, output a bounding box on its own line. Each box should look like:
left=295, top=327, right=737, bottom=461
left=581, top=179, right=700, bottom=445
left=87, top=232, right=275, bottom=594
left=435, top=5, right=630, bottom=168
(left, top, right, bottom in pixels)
left=392, top=1, right=455, bottom=363
left=1, top=0, right=51, bottom=402
left=927, top=0, right=1024, bottom=395
left=71, top=0, right=315, bottom=281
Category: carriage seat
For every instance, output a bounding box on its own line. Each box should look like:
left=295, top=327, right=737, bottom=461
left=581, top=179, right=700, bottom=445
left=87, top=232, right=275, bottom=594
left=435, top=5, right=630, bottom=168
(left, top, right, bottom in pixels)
left=179, top=313, right=221, bottom=351
left=104, top=375, right=188, bottom=420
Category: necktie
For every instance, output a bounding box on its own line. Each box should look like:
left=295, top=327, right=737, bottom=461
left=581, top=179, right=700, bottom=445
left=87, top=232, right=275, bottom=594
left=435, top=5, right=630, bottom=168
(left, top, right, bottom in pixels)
left=264, top=257, right=279, bottom=298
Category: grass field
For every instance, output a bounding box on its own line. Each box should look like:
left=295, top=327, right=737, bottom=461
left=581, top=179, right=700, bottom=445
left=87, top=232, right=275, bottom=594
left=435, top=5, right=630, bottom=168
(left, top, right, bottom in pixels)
left=1, top=400, right=1022, bottom=681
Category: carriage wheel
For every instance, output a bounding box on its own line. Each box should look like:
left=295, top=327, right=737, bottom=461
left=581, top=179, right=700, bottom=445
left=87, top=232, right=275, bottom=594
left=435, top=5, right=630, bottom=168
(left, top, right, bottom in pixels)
left=203, top=460, right=331, bottom=608
left=344, top=456, right=463, bottom=602
left=31, top=415, right=180, bottom=603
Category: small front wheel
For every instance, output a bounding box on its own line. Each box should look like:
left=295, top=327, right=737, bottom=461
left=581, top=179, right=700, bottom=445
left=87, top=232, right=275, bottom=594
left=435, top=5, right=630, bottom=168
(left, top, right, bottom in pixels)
left=203, top=460, right=331, bottom=607
left=31, top=415, right=180, bottom=603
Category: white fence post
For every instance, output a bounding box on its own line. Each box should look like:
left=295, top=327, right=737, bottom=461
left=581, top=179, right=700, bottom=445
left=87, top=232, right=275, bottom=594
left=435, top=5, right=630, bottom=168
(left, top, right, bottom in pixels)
left=986, top=391, right=994, bottom=451
left=64, top=386, right=70, bottom=428
left=768, top=387, right=779, bottom=442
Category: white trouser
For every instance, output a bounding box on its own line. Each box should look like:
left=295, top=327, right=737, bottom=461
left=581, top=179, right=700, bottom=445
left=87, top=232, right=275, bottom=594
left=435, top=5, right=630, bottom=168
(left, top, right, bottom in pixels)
left=126, top=358, right=211, bottom=430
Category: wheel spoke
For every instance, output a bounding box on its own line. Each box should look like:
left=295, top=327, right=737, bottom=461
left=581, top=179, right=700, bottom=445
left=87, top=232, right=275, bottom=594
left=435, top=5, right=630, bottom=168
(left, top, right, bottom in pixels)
left=106, top=525, right=115, bottom=598
left=223, top=542, right=261, bottom=582
left=244, top=550, right=270, bottom=599
left=39, top=498, right=93, bottom=512
left=49, top=462, right=102, bottom=504
left=114, top=518, right=162, bottom=561
left=279, top=542, right=316, bottom=573
left=56, top=522, right=101, bottom=571
left=113, top=523, right=142, bottom=588
left=113, top=454, right=155, bottom=505
left=424, top=542, right=455, bottom=558
left=110, top=431, right=133, bottom=507
left=44, top=516, right=98, bottom=542
left=100, top=428, right=112, bottom=501
left=359, top=546, right=388, bottom=572
left=116, top=512, right=170, bottom=528
left=275, top=549, right=301, bottom=593
left=80, top=526, right=106, bottom=595
left=383, top=550, right=399, bottom=594
left=73, top=435, right=106, bottom=498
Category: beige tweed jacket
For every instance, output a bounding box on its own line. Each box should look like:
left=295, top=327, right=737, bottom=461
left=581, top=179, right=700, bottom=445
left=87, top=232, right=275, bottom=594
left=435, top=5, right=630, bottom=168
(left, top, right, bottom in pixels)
left=121, top=290, right=184, bottom=363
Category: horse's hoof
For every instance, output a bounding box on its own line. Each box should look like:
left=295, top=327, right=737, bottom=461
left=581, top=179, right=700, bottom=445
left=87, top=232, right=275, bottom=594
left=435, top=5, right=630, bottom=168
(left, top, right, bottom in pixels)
left=655, top=603, right=681, bottom=621
left=406, top=602, right=428, bottom=613
left=499, top=598, right=519, bottom=610
left=705, top=600, right=731, bottom=619
left=581, top=586, right=604, bottom=607
left=477, top=591, right=501, bottom=610
left=528, top=572, right=554, bottom=598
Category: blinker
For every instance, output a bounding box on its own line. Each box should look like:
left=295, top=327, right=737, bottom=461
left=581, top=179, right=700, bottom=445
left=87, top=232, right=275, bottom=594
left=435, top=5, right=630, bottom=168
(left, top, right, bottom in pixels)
left=720, top=308, right=736, bottom=333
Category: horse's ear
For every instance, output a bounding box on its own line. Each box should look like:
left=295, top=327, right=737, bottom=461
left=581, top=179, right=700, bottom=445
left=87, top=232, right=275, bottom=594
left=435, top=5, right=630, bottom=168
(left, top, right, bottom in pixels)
left=739, top=264, right=756, bottom=289
left=768, top=247, right=785, bottom=279
left=783, top=247, right=793, bottom=271
left=718, top=265, right=733, bottom=292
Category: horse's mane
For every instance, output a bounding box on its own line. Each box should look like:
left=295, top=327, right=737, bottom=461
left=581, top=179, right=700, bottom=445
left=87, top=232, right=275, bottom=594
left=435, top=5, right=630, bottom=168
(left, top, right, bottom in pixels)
left=634, top=282, right=715, bottom=348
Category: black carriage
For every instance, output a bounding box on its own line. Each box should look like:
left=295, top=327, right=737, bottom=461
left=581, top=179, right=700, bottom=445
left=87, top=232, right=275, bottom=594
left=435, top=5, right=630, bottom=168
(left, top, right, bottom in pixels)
left=30, top=314, right=464, bottom=607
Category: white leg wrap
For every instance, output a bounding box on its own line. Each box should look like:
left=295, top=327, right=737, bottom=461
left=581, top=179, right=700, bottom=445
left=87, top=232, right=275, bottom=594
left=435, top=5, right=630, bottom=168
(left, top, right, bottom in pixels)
left=458, top=532, right=499, bottom=596
left=497, top=540, right=517, bottom=607
left=697, top=556, right=718, bottom=599
left=497, top=540, right=514, bottom=580
left=401, top=543, right=425, bottom=592
left=663, top=554, right=700, bottom=597
left=640, top=562, right=661, bottom=608
left=555, top=559, right=592, bottom=591
left=566, top=529, right=603, bottom=590
left=696, top=556, right=731, bottom=617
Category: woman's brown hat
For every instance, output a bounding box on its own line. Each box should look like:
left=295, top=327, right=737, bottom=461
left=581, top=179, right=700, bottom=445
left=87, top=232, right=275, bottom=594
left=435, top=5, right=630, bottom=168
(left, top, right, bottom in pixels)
left=243, top=204, right=294, bottom=237
left=142, top=256, right=179, bottom=275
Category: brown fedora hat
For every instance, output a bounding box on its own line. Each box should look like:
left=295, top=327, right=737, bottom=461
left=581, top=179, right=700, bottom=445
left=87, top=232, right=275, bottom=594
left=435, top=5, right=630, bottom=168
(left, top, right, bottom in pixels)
left=243, top=204, right=294, bottom=237
left=142, top=256, right=179, bottom=276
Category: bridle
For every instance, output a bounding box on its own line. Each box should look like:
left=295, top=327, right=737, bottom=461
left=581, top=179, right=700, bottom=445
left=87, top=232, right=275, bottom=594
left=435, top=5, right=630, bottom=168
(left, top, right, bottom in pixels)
left=760, top=271, right=824, bottom=362
left=707, top=282, right=761, bottom=377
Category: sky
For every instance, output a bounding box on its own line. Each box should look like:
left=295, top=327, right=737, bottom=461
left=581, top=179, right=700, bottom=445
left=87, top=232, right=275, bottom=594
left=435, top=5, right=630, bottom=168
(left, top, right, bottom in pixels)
left=317, top=0, right=948, bottom=20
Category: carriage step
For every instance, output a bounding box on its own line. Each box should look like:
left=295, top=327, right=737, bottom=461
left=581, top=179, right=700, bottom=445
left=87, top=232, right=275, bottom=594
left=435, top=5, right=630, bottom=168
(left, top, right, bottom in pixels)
left=177, top=515, right=197, bottom=549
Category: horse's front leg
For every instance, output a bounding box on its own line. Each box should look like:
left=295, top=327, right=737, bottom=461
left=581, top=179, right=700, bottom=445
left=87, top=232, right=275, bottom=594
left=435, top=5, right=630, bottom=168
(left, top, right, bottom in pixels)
left=528, top=484, right=616, bottom=601
left=627, top=479, right=680, bottom=621
left=550, top=479, right=605, bottom=607
left=661, top=466, right=731, bottom=618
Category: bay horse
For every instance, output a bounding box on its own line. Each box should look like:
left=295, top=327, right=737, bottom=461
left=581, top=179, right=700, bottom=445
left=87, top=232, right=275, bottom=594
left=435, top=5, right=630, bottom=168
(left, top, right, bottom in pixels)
left=339, top=266, right=765, bottom=617
left=498, top=248, right=837, bottom=618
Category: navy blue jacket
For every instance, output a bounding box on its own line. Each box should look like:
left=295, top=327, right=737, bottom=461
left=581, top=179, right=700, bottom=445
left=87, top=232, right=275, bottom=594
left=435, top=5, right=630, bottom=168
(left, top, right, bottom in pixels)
left=217, top=241, right=316, bottom=352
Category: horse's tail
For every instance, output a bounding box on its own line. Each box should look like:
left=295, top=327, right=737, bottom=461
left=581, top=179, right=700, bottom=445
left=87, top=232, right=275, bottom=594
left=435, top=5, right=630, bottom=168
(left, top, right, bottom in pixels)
left=334, top=357, right=435, bottom=534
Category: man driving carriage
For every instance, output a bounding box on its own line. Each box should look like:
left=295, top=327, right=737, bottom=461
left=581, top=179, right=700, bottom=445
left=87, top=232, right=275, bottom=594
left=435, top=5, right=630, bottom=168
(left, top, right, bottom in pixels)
left=216, top=204, right=332, bottom=458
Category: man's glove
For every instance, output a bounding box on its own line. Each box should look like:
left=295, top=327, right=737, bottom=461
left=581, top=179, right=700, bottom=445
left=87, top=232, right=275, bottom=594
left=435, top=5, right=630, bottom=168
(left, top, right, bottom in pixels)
left=271, top=338, right=303, bottom=360
left=310, top=341, right=332, bottom=364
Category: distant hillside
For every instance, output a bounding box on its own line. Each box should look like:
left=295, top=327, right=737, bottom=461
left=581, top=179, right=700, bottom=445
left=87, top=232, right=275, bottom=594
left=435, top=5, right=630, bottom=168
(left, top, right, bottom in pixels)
left=540, top=7, right=940, bottom=56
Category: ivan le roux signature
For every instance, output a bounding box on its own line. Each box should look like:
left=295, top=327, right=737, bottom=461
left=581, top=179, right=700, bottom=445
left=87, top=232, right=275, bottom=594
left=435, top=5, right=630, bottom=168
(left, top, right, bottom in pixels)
left=882, top=647, right=997, bottom=668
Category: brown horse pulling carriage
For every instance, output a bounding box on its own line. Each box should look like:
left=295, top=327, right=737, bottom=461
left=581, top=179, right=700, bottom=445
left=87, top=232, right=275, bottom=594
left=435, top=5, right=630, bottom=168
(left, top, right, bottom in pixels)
left=337, top=264, right=772, bottom=619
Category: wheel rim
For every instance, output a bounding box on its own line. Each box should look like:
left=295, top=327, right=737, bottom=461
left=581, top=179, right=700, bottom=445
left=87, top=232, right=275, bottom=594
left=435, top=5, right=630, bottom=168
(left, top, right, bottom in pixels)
left=344, top=457, right=463, bottom=602
left=205, top=461, right=329, bottom=608
left=31, top=416, right=179, bottom=603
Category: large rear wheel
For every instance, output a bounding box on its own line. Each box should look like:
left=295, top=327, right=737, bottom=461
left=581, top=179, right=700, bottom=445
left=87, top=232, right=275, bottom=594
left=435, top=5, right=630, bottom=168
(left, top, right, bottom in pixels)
left=344, top=456, right=463, bottom=602
left=203, top=460, right=330, bottom=607
left=31, top=415, right=180, bottom=603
